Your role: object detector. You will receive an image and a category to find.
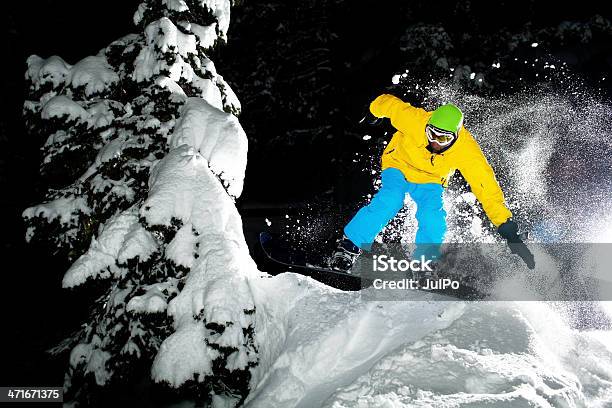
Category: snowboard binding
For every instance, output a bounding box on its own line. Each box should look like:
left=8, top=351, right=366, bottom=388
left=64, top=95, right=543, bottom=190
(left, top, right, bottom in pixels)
left=329, top=235, right=362, bottom=273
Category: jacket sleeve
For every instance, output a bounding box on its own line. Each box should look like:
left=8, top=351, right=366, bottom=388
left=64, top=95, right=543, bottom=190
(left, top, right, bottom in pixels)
left=369, top=94, right=429, bottom=135
left=458, top=132, right=512, bottom=227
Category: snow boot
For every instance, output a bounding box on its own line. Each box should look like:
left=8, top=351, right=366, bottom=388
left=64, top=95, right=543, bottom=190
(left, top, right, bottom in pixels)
left=329, top=235, right=362, bottom=273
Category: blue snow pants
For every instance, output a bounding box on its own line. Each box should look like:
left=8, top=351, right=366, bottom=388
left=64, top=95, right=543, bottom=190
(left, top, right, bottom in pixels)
left=344, top=168, right=446, bottom=260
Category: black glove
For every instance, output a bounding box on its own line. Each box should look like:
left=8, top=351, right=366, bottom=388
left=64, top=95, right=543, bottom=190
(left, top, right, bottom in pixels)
left=498, top=220, right=535, bottom=269
left=359, top=108, right=383, bottom=126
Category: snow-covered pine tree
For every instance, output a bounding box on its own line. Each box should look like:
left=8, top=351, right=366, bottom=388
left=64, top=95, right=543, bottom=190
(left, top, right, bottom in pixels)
left=23, top=0, right=261, bottom=406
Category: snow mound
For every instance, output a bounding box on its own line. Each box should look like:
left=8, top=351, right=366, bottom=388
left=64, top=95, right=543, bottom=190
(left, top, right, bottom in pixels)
left=244, top=273, right=612, bottom=408
left=322, top=305, right=604, bottom=407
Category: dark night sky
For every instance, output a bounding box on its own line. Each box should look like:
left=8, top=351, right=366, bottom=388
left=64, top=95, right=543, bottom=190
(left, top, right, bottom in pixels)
left=1, top=0, right=610, bottom=389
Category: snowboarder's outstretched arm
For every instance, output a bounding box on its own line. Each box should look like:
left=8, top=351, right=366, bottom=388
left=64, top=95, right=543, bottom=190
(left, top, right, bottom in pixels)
left=457, top=134, right=512, bottom=228
left=369, top=94, right=429, bottom=135
left=458, top=134, right=535, bottom=269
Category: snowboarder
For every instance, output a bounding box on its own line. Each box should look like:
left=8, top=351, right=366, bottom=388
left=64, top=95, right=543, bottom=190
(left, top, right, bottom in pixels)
left=331, top=94, right=535, bottom=272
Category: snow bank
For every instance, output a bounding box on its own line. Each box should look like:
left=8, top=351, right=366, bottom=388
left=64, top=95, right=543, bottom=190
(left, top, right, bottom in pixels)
left=243, top=273, right=612, bottom=408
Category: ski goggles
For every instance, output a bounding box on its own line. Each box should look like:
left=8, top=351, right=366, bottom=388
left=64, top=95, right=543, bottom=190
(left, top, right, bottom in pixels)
left=425, top=124, right=456, bottom=146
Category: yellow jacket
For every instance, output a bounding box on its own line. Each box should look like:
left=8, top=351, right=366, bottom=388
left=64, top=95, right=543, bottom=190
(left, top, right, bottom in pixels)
left=370, top=94, right=512, bottom=226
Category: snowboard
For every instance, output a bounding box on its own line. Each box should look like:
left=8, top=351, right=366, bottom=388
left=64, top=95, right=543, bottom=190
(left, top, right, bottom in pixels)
left=258, top=232, right=487, bottom=299
left=258, top=231, right=363, bottom=291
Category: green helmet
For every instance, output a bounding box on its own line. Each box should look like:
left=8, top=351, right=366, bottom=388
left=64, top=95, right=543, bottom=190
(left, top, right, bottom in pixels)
left=428, top=104, right=464, bottom=134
